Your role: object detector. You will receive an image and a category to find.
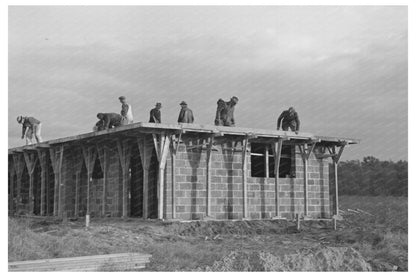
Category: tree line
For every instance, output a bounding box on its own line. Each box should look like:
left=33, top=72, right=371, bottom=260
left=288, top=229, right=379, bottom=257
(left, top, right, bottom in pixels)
left=329, top=156, right=408, bottom=196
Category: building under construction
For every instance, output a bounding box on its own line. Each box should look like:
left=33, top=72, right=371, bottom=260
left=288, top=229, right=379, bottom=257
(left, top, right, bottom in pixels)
left=8, top=123, right=358, bottom=220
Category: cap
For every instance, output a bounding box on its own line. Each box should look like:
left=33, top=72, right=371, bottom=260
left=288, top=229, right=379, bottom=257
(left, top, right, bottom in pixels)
left=16, top=116, right=23, bottom=123
left=180, top=101, right=187, bottom=105
left=231, top=96, right=239, bottom=102
left=119, top=96, right=126, bottom=100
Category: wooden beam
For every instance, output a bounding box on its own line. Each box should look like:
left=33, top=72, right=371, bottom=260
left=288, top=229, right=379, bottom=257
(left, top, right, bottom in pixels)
left=72, top=149, right=84, bottom=218
left=158, top=134, right=170, bottom=219
left=36, top=149, right=49, bottom=216
left=331, top=144, right=346, bottom=216
left=49, top=145, right=64, bottom=217
left=8, top=252, right=152, bottom=272
left=206, top=135, right=214, bottom=217
left=169, top=135, right=177, bottom=219
left=272, top=139, right=283, bottom=218
left=242, top=137, right=249, bottom=219
left=8, top=160, right=15, bottom=215
left=137, top=136, right=153, bottom=219
left=264, top=145, right=269, bottom=178
left=12, top=154, right=25, bottom=210
left=96, top=144, right=109, bottom=217
left=333, top=160, right=339, bottom=217
left=297, top=142, right=317, bottom=217
left=152, top=134, right=161, bottom=162
left=116, top=139, right=132, bottom=218
left=23, top=151, right=38, bottom=215
left=81, top=145, right=96, bottom=217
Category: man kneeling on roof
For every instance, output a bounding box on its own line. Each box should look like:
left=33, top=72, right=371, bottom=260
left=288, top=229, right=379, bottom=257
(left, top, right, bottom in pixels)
left=94, top=113, right=122, bottom=131
left=17, top=115, right=43, bottom=145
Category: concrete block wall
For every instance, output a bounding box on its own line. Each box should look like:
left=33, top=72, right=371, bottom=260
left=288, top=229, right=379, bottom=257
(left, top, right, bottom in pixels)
left=164, top=138, right=330, bottom=220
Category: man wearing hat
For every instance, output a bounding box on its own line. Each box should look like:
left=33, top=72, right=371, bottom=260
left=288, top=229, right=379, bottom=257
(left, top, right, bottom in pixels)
left=177, top=101, right=194, bottom=123
left=149, top=102, right=162, bottom=123
left=277, top=107, right=300, bottom=134
left=17, top=115, right=43, bottom=145
left=215, top=96, right=239, bottom=127
left=119, top=96, right=133, bottom=125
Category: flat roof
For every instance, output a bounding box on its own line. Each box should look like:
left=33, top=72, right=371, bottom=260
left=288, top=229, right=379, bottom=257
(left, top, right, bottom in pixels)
left=8, top=122, right=359, bottom=154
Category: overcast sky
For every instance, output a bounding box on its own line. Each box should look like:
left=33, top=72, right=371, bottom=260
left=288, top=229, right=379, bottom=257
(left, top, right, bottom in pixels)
left=8, top=6, right=407, bottom=161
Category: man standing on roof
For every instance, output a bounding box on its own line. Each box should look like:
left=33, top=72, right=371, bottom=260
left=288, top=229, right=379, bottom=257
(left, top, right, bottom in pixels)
left=149, top=102, right=162, bottom=123
left=119, top=96, right=133, bottom=125
left=177, top=101, right=194, bottom=123
left=17, top=115, right=43, bottom=145
left=277, top=107, right=300, bottom=134
left=215, top=96, right=239, bottom=127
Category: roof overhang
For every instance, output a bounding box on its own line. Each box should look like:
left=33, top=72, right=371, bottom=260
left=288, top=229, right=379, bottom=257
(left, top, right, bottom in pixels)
left=8, top=122, right=359, bottom=154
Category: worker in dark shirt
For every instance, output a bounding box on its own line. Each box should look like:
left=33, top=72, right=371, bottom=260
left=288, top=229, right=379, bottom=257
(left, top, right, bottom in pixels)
left=177, top=101, right=194, bottom=123
left=149, top=102, right=162, bottom=123
left=96, top=113, right=122, bottom=130
left=215, top=96, right=239, bottom=126
left=277, top=107, right=300, bottom=134
left=17, top=115, right=42, bottom=145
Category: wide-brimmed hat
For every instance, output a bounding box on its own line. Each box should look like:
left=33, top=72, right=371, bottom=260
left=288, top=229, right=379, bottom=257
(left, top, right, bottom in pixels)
left=180, top=101, right=187, bottom=105
left=16, top=116, right=23, bottom=123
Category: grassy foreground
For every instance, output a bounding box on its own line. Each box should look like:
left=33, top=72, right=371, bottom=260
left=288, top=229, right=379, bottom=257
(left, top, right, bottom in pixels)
left=8, top=196, right=407, bottom=271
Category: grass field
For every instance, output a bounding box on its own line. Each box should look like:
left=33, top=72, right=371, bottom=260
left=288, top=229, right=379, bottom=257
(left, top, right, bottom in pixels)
left=8, top=195, right=407, bottom=271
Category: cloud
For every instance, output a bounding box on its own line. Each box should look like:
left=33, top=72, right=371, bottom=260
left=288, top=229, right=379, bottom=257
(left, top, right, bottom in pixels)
left=8, top=6, right=408, bottom=161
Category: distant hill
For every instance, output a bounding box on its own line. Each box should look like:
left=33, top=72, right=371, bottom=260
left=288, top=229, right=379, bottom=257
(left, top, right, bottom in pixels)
left=330, top=157, right=408, bottom=196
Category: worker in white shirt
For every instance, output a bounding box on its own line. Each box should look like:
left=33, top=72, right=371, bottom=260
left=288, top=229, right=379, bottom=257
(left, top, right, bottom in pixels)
left=119, top=96, right=134, bottom=125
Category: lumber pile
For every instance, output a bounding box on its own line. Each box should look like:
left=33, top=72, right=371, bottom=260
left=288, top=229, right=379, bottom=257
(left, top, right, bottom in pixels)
left=8, top=252, right=152, bottom=272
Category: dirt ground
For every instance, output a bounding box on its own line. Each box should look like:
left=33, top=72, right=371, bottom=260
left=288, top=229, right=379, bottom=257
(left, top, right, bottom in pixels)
left=8, top=196, right=408, bottom=271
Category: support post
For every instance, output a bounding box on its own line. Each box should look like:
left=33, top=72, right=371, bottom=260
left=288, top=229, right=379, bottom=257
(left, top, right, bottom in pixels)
left=96, top=145, right=109, bottom=217
left=158, top=134, right=170, bottom=220
left=23, top=151, right=38, bottom=214
left=242, top=137, right=249, bottom=219
left=8, top=160, right=15, bottom=215
left=81, top=145, right=96, bottom=217
left=331, top=143, right=346, bottom=218
left=73, top=150, right=84, bottom=217
left=12, top=155, right=25, bottom=213
left=116, top=140, right=132, bottom=218
left=206, top=135, right=214, bottom=218
left=36, top=150, right=48, bottom=216
left=50, top=145, right=64, bottom=217
left=75, top=171, right=81, bottom=217
left=169, top=134, right=180, bottom=219
left=298, top=141, right=316, bottom=218
left=272, top=138, right=283, bottom=218
left=138, top=136, right=153, bottom=219
left=264, top=145, right=269, bottom=178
